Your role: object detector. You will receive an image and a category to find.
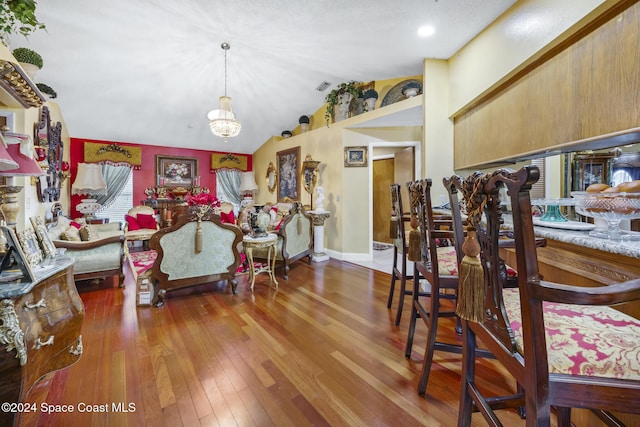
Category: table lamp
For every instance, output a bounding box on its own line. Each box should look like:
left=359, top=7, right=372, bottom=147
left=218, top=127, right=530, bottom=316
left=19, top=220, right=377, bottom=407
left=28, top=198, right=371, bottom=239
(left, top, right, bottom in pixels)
left=240, top=171, right=258, bottom=208
left=0, top=133, right=45, bottom=227
left=71, top=163, right=107, bottom=218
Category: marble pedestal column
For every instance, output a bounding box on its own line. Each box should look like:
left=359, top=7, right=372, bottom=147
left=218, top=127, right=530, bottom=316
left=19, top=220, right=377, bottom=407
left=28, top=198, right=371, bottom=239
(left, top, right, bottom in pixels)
left=307, top=210, right=331, bottom=262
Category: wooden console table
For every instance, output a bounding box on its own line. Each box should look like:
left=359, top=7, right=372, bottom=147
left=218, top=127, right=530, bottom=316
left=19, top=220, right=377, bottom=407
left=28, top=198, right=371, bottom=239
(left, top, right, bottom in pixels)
left=0, top=256, right=83, bottom=427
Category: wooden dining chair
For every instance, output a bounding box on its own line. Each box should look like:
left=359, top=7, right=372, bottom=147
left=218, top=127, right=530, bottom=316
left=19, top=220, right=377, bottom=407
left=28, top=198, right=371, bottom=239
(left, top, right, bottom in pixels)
left=453, top=166, right=640, bottom=427
left=388, top=183, right=417, bottom=326
left=404, top=178, right=477, bottom=395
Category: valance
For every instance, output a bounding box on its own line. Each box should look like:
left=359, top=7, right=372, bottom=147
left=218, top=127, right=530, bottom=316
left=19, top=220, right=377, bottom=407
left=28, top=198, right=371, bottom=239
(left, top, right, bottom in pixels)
left=210, top=152, right=248, bottom=172
left=83, top=142, right=142, bottom=168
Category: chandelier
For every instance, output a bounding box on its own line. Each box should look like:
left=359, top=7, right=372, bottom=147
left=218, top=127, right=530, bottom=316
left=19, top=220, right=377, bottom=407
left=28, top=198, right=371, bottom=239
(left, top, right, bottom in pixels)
left=207, top=42, right=241, bottom=141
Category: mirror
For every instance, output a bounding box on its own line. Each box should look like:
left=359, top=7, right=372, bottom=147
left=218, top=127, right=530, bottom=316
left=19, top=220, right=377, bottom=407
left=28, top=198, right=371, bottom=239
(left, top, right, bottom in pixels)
left=35, top=106, right=63, bottom=202
left=301, top=154, right=320, bottom=195
left=266, top=162, right=277, bottom=193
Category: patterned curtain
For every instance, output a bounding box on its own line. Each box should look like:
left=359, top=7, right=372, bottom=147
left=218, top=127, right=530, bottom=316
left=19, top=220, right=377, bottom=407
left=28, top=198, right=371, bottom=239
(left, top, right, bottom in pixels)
left=95, top=163, right=132, bottom=209
left=215, top=169, right=242, bottom=206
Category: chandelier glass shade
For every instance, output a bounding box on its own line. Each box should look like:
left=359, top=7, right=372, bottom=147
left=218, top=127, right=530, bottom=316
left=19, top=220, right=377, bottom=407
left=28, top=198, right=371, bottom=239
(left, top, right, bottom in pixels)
left=208, top=96, right=241, bottom=139
left=208, top=42, right=241, bottom=141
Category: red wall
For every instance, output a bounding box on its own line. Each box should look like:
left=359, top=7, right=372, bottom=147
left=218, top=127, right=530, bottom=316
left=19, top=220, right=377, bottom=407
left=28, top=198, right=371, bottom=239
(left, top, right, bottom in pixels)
left=69, top=137, right=252, bottom=218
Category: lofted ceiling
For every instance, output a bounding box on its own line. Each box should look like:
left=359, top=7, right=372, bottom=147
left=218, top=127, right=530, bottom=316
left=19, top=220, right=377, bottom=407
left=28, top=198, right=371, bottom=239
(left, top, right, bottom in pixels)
left=9, top=0, right=516, bottom=154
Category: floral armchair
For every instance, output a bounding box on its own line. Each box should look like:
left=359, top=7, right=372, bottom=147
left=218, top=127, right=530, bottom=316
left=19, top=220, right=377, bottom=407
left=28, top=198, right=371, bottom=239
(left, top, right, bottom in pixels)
left=250, top=201, right=312, bottom=280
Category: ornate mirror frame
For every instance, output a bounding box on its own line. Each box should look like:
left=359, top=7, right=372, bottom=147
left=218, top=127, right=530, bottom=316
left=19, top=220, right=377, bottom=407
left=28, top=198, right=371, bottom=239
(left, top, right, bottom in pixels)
left=35, top=106, right=64, bottom=202
left=301, top=154, right=320, bottom=195
left=266, top=162, right=277, bottom=193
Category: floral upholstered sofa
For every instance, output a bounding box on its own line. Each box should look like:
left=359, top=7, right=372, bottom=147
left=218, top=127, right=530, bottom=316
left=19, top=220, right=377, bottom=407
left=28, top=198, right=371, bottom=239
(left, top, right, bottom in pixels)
left=48, top=217, right=125, bottom=285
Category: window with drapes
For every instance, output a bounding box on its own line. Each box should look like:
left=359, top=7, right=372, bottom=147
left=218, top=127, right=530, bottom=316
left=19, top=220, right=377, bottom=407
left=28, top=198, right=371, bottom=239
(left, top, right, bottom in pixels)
left=94, top=164, right=133, bottom=224
left=215, top=169, right=241, bottom=206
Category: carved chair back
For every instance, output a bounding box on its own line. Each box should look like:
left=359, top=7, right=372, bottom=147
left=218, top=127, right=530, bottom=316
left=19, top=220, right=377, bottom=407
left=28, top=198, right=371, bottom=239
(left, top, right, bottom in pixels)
left=455, top=165, right=640, bottom=426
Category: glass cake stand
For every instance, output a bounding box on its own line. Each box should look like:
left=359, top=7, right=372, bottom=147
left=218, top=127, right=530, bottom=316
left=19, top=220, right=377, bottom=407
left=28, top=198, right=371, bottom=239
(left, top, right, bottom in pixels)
left=571, top=191, right=640, bottom=240
left=531, top=198, right=576, bottom=223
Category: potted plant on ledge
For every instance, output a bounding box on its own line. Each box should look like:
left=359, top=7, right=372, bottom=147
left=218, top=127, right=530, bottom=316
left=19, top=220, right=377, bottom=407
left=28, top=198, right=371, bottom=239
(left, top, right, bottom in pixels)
left=36, top=83, right=57, bottom=100
left=12, top=47, right=43, bottom=79
left=325, top=81, right=362, bottom=125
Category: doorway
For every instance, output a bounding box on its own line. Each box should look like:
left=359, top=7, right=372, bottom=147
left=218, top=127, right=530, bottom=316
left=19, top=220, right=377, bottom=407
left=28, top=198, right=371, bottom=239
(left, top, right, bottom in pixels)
left=369, top=141, right=421, bottom=259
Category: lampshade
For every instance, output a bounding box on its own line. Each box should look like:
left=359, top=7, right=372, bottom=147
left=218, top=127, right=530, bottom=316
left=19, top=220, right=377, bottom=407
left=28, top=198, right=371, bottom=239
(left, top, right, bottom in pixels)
left=0, top=142, right=18, bottom=171
left=0, top=135, right=44, bottom=227
left=72, top=163, right=107, bottom=196
left=0, top=140, right=45, bottom=176
left=240, top=171, right=258, bottom=193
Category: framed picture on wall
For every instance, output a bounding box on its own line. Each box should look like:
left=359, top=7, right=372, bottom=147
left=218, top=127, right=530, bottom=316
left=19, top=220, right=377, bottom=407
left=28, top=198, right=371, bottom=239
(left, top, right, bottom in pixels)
left=156, top=155, right=198, bottom=187
left=276, top=147, right=300, bottom=201
left=344, top=146, right=368, bottom=167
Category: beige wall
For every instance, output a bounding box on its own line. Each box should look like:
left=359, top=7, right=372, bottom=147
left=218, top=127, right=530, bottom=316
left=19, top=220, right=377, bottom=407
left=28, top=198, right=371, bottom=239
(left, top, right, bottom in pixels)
left=448, top=0, right=604, bottom=116
left=252, top=81, right=422, bottom=256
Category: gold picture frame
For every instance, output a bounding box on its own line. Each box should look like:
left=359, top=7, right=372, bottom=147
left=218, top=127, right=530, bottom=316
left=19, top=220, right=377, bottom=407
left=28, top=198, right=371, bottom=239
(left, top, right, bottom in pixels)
left=156, top=155, right=198, bottom=187
left=301, top=155, right=320, bottom=195
left=276, top=147, right=301, bottom=201
left=266, top=162, right=277, bottom=194
left=344, top=146, right=368, bottom=167
left=30, top=216, right=57, bottom=258
left=17, top=227, right=44, bottom=267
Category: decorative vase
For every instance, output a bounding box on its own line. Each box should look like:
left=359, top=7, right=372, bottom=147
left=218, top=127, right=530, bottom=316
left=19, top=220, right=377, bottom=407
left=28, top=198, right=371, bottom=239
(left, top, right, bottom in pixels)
left=335, top=93, right=353, bottom=121
left=364, top=97, right=376, bottom=112
left=298, top=115, right=310, bottom=132
left=18, top=62, right=39, bottom=80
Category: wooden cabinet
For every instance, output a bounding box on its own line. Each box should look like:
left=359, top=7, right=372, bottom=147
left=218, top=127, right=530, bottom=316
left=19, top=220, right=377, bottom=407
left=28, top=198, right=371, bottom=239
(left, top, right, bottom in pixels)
left=0, top=260, right=83, bottom=427
left=142, top=198, right=188, bottom=228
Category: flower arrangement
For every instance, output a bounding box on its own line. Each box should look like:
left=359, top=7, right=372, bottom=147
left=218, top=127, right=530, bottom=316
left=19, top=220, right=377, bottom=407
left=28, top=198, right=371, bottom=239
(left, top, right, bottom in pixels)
left=186, top=192, right=220, bottom=208
left=165, top=162, right=189, bottom=179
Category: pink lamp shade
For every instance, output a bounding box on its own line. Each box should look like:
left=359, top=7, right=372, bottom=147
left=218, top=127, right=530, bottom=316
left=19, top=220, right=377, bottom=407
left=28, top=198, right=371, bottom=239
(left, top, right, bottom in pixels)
left=0, top=141, right=45, bottom=176
left=0, top=142, right=18, bottom=171
left=72, top=163, right=107, bottom=196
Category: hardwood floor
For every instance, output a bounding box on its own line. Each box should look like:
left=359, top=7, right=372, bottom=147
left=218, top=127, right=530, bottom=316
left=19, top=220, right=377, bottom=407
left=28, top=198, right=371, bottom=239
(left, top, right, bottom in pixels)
left=30, top=259, right=537, bottom=426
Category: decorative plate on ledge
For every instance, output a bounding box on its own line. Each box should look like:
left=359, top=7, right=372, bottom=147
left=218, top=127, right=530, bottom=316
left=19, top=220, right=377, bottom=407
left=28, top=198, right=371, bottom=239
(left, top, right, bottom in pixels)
left=380, top=79, right=423, bottom=107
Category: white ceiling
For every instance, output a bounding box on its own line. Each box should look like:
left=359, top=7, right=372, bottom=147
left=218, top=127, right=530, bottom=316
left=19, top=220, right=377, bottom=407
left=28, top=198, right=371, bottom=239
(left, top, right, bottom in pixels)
left=10, top=0, right=516, bottom=154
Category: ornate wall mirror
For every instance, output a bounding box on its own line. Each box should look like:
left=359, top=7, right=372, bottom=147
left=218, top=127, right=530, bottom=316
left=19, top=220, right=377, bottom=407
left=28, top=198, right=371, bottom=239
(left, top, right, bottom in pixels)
left=301, top=154, right=320, bottom=195
left=35, top=106, right=63, bottom=202
left=266, top=162, right=277, bottom=193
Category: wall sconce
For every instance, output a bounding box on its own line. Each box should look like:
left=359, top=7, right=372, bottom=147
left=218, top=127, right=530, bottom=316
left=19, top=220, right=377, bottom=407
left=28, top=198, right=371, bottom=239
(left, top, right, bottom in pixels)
left=301, top=154, right=321, bottom=208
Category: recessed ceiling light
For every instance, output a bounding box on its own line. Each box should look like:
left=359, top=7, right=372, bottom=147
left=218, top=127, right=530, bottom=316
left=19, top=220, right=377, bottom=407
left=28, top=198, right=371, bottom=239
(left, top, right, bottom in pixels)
left=418, top=25, right=435, bottom=37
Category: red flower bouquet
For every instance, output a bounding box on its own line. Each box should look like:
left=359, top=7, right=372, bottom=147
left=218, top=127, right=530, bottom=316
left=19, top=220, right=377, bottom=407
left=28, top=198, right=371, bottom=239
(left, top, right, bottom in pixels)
left=186, top=193, right=220, bottom=208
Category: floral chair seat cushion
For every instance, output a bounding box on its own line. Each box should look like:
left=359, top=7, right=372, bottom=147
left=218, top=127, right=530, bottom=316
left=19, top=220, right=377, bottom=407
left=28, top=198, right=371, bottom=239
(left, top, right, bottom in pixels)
left=435, top=246, right=516, bottom=277
left=503, top=287, right=640, bottom=380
